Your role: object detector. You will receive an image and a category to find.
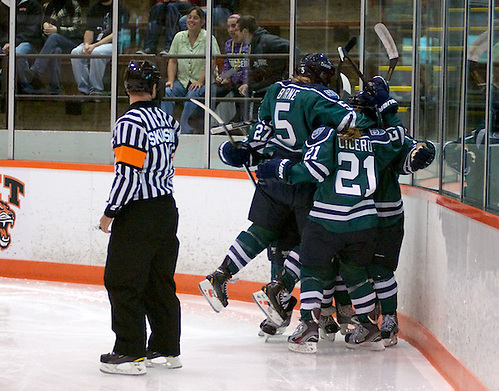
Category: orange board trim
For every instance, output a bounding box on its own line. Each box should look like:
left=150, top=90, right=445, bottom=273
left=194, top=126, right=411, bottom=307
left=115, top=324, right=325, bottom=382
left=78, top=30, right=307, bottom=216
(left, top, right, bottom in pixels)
left=0, top=257, right=486, bottom=391
left=0, top=160, right=495, bottom=226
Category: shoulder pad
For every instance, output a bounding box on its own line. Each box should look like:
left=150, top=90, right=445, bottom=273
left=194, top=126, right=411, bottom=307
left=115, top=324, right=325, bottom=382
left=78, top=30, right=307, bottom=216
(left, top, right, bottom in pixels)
left=305, top=126, right=335, bottom=147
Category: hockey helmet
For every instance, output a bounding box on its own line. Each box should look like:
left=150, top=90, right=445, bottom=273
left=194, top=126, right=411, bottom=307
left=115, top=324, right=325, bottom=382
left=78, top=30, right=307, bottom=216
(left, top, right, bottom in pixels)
left=297, top=53, right=335, bottom=86
left=124, top=60, right=161, bottom=94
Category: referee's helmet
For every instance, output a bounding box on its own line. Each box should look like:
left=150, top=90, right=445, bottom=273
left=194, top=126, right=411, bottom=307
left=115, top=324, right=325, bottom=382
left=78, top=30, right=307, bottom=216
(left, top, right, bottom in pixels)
left=124, top=60, right=161, bottom=94
left=297, top=53, right=335, bottom=86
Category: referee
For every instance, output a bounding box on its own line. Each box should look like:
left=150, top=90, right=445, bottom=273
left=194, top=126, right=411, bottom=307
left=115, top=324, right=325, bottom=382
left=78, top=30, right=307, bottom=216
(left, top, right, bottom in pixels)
left=99, top=60, right=181, bottom=375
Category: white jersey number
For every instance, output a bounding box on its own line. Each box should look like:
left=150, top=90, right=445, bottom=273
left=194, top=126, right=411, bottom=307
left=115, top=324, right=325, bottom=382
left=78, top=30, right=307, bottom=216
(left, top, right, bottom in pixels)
left=273, top=102, right=297, bottom=146
left=335, top=152, right=376, bottom=197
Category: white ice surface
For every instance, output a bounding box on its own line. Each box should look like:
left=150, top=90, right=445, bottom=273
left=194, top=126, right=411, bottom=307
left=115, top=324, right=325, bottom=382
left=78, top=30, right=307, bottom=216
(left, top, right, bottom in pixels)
left=0, top=278, right=453, bottom=391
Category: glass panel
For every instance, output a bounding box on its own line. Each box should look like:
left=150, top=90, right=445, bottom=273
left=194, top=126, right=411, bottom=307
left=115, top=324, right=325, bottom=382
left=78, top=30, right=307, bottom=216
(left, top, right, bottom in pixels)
left=364, top=1, right=413, bottom=129
left=440, top=0, right=465, bottom=196
left=413, top=0, right=443, bottom=190
left=209, top=1, right=291, bottom=169
left=487, top=16, right=498, bottom=212
left=462, top=2, right=490, bottom=207
left=0, top=2, right=9, bottom=159
left=10, top=0, right=134, bottom=163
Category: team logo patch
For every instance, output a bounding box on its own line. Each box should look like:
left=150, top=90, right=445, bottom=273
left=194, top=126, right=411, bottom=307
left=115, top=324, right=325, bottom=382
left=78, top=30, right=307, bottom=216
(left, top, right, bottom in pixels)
left=0, top=201, right=16, bottom=251
left=311, top=126, right=328, bottom=139
left=369, top=128, right=385, bottom=136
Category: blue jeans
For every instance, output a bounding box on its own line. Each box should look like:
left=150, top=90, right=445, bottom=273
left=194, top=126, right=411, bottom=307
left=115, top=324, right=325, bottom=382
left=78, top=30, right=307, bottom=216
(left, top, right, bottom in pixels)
left=162, top=80, right=206, bottom=134
left=16, top=42, right=36, bottom=89
left=31, top=33, right=77, bottom=90
left=71, top=43, right=112, bottom=94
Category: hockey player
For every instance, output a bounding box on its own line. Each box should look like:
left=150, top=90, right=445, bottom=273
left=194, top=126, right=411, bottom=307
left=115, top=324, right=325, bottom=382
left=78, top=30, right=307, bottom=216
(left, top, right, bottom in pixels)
left=199, top=53, right=396, bottom=333
left=99, top=60, right=182, bottom=375
left=351, top=84, right=436, bottom=346
left=255, top=124, right=435, bottom=353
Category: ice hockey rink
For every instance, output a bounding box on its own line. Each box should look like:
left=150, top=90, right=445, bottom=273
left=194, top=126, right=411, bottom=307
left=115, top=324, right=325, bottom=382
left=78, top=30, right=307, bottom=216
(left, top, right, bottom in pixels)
left=0, top=277, right=453, bottom=391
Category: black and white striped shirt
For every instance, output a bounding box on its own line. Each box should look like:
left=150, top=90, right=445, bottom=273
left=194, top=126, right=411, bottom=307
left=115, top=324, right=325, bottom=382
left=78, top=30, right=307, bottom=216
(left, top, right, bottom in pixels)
left=104, top=101, right=180, bottom=218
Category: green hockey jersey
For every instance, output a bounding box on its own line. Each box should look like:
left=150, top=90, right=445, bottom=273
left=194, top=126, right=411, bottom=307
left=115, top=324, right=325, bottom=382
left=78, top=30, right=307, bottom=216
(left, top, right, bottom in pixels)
left=246, top=80, right=378, bottom=159
left=288, top=125, right=410, bottom=233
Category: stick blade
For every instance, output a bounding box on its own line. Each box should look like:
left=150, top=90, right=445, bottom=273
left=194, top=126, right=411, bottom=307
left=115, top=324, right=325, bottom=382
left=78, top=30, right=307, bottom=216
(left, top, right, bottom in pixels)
left=374, top=23, right=399, bottom=60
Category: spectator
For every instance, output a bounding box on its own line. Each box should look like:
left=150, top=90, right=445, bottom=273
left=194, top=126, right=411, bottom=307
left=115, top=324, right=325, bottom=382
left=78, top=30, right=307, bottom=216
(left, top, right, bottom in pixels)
left=0, top=0, right=44, bottom=94
left=235, top=15, right=293, bottom=114
left=162, top=6, right=220, bottom=134
left=24, top=0, right=83, bottom=94
left=70, top=0, right=129, bottom=95
left=136, top=0, right=194, bottom=56
left=178, top=0, right=233, bottom=31
left=214, top=13, right=249, bottom=122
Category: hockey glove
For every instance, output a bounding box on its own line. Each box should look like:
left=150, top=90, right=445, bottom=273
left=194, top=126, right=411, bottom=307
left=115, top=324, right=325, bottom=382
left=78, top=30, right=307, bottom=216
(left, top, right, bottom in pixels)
left=218, top=140, right=254, bottom=168
left=366, top=75, right=398, bottom=114
left=409, top=140, right=436, bottom=171
left=256, top=159, right=293, bottom=185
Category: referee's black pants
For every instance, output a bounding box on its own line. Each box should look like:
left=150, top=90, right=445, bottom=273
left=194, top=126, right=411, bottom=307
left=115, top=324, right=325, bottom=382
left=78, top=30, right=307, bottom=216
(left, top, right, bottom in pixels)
left=104, top=194, right=180, bottom=357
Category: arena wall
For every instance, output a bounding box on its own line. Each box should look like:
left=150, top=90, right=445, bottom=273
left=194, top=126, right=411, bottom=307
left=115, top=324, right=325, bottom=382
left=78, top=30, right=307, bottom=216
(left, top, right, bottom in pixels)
left=0, top=161, right=496, bottom=390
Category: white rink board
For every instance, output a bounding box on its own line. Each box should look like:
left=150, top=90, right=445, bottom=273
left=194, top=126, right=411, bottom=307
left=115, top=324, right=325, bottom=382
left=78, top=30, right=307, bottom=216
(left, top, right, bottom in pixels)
left=0, top=166, right=270, bottom=282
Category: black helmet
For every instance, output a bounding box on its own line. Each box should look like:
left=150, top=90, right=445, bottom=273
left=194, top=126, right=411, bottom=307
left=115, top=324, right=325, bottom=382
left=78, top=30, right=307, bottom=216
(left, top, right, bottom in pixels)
left=296, top=53, right=335, bottom=86
left=124, top=60, right=160, bottom=94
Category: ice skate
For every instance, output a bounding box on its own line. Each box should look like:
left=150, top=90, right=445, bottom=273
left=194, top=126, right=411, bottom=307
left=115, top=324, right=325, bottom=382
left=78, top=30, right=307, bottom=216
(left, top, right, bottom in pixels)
left=336, top=303, right=356, bottom=335
left=199, top=264, right=232, bottom=312
left=252, top=280, right=286, bottom=325
left=258, top=296, right=297, bottom=341
left=344, top=318, right=385, bottom=351
left=287, top=319, right=319, bottom=354
left=319, top=307, right=340, bottom=341
left=145, top=350, right=182, bottom=368
left=100, top=353, right=147, bottom=375
left=380, top=313, right=399, bottom=347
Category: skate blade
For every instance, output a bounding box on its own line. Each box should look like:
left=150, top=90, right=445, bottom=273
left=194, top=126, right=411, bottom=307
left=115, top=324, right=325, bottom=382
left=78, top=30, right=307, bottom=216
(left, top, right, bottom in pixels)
left=100, top=361, right=147, bottom=375
left=345, top=339, right=386, bottom=351
left=145, top=356, right=182, bottom=369
left=252, top=291, right=285, bottom=325
left=383, top=335, right=398, bottom=347
left=288, top=341, right=317, bottom=354
left=199, top=280, right=223, bottom=313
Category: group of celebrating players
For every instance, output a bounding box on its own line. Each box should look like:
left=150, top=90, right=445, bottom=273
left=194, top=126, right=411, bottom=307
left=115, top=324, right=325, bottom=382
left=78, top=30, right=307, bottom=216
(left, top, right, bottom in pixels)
left=199, top=53, right=435, bottom=353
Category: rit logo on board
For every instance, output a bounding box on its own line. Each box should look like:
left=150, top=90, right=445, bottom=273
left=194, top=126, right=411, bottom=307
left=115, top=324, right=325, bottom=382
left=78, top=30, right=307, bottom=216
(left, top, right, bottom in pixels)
left=0, top=175, right=24, bottom=251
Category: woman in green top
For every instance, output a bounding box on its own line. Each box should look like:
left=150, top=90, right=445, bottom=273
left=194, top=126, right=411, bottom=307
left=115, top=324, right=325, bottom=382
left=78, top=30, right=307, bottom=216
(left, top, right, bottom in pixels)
left=161, top=6, right=221, bottom=134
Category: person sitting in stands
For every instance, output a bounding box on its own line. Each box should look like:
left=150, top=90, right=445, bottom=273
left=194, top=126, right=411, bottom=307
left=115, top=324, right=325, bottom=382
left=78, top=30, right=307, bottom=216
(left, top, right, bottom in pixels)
left=162, top=6, right=220, bottom=134
left=24, top=0, right=83, bottom=94
left=214, top=13, right=249, bottom=122
left=70, top=0, right=129, bottom=95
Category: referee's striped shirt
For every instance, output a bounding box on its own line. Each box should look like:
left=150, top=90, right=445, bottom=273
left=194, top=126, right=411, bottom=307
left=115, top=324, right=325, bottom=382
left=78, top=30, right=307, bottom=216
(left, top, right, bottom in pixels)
left=104, top=101, right=180, bottom=218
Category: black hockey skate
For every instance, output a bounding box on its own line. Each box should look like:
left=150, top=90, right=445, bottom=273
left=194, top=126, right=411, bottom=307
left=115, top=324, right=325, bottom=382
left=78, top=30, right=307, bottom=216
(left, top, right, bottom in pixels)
left=288, top=309, right=320, bottom=354
left=199, top=266, right=232, bottom=313
left=344, top=317, right=385, bottom=351
left=100, top=352, right=147, bottom=375
left=318, top=306, right=341, bottom=341
left=380, top=313, right=399, bottom=347
left=258, top=296, right=297, bottom=341
left=145, top=350, right=182, bottom=368
left=252, top=280, right=287, bottom=325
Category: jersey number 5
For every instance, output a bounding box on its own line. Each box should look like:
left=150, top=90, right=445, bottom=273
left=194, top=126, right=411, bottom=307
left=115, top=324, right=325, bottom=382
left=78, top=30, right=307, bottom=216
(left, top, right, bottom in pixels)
left=274, top=102, right=297, bottom=145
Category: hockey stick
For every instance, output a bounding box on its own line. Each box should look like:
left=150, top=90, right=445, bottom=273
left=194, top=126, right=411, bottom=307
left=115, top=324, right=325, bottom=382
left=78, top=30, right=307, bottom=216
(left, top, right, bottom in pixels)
left=210, top=120, right=256, bottom=136
left=374, top=23, right=399, bottom=81
left=340, top=73, right=352, bottom=96
left=190, top=98, right=257, bottom=187
left=338, top=45, right=374, bottom=95
left=336, top=36, right=357, bottom=92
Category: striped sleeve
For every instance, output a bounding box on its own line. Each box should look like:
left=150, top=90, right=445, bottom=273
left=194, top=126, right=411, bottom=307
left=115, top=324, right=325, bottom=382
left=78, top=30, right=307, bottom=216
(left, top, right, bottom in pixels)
left=104, top=115, right=148, bottom=217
